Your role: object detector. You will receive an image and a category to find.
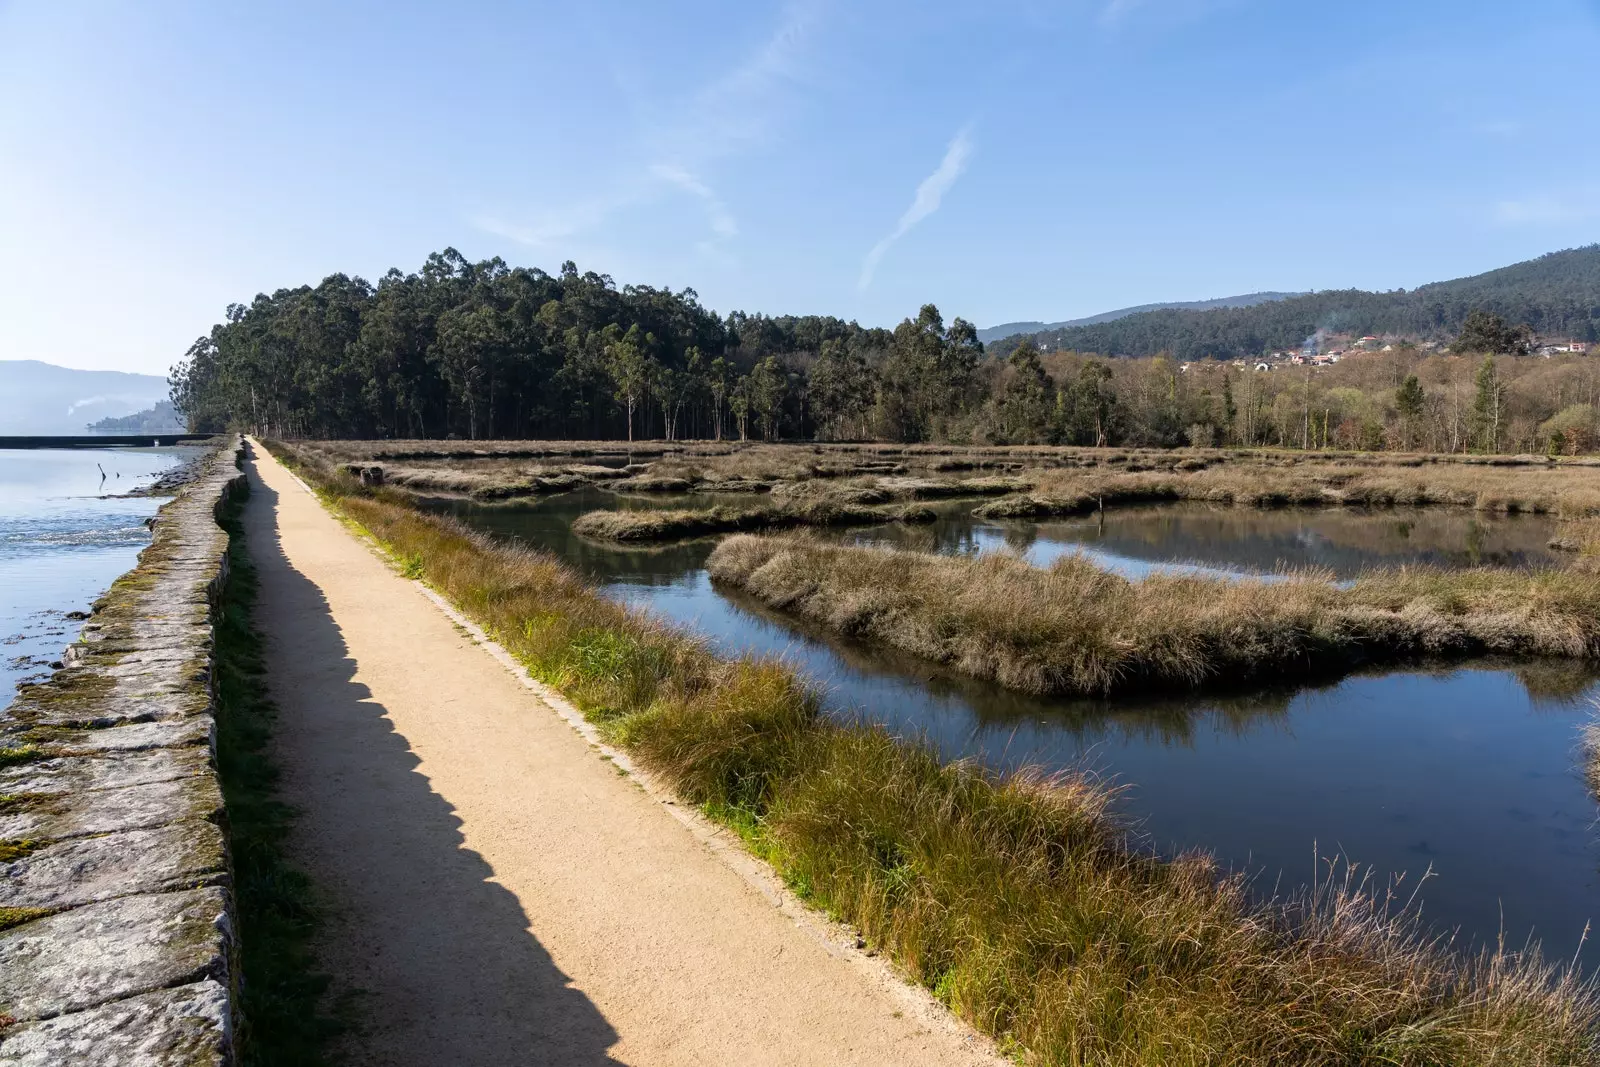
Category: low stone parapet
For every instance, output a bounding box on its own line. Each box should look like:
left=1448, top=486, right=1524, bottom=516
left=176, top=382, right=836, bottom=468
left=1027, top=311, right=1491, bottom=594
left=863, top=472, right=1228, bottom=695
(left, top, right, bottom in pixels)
left=0, top=437, right=244, bottom=1065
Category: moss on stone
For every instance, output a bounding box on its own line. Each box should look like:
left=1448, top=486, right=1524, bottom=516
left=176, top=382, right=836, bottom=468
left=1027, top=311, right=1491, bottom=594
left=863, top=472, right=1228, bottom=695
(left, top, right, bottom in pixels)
left=0, top=906, right=50, bottom=932
left=0, top=839, right=40, bottom=862
left=0, top=746, right=44, bottom=769
left=0, top=794, right=46, bottom=816
left=10, top=670, right=117, bottom=721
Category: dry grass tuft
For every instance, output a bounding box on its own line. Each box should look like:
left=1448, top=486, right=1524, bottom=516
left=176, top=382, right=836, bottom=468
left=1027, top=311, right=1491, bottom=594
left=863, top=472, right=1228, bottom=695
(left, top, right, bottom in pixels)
left=981, top=461, right=1600, bottom=521
left=570, top=497, right=945, bottom=543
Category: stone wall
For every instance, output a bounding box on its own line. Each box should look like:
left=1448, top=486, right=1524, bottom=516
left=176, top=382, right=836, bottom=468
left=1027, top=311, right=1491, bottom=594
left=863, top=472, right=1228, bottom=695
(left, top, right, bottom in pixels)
left=0, top=438, right=245, bottom=1065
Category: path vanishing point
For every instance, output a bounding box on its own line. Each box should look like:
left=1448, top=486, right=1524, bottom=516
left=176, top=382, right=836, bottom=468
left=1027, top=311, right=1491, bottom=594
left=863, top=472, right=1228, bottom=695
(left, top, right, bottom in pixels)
left=244, top=443, right=1003, bottom=1065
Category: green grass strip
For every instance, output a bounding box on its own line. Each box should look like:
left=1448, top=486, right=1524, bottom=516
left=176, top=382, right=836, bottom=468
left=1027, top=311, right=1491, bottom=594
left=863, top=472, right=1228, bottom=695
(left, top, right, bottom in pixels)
left=213, top=479, right=340, bottom=1064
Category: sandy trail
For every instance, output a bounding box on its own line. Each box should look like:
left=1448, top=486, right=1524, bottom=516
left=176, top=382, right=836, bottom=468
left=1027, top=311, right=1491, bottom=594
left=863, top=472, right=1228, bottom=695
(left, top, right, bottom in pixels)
left=242, top=443, right=1000, bottom=1066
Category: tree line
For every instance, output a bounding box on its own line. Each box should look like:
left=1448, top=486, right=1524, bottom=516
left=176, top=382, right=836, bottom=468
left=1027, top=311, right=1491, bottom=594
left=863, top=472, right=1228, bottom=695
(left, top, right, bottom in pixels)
left=171, top=249, right=990, bottom=443
left=173, top=248, right=1600, bottom=453
left=1013, top=335, right=1600, bottom=455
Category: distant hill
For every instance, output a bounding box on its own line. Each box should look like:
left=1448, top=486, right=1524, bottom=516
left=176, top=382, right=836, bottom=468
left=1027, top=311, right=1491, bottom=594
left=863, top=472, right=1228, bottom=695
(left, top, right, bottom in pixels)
left=0, top=361, right=172, bottom=436
left=992, top=246, right=1600, bottom=360
left=86, top=399, right=184, bottom=434
left=979, top=292, right=1303, bottom=344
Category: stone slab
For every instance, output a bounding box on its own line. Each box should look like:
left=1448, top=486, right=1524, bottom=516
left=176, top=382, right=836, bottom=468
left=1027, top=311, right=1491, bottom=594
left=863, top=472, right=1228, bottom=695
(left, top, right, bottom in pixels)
left=0, top=821, right=227, bottom=910
left=0, top=747, right=209, bottom=798
left=26, top=719, right=213, bottom=755
left=4, top=688, right=210, bottom=732
left=0, top=763, right=223, bottom=843
left=0, top=888, right=231, bottom=1022
left=0, top=980, right=230, bottom=1066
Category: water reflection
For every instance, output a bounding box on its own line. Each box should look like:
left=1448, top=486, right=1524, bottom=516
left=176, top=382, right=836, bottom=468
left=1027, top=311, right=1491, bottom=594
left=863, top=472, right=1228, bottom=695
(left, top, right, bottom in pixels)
left=432, top=488, right=1599, bottom=967
left=836, top=502, right=1562, bottom=580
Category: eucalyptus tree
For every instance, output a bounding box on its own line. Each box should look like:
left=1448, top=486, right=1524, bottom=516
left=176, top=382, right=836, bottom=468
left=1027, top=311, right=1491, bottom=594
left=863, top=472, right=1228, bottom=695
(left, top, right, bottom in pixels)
left=605, top=324, right=652, bottom=442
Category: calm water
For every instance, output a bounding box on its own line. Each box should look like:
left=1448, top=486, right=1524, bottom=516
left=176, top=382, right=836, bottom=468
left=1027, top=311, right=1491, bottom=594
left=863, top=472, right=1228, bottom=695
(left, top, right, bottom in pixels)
left=1, top=448, right=191, bottom=705
left=441, top=489, right=1598, bottom=967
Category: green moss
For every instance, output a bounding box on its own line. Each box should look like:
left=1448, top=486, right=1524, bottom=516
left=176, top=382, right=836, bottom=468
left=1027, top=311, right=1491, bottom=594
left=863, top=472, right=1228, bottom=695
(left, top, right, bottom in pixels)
left=0, top=746, right=43, bottom=769
left=0, top=907, right=50, bottom=932
left=0, top=793, right=44, bottom=816
left=11, top=670, right=117, bottom=722
left=0, top=840, right=40, bottom=862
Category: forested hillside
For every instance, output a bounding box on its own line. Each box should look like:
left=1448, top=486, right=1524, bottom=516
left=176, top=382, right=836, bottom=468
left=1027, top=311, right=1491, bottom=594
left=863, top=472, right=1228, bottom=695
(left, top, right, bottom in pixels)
left=86, top=399, right=184, bottom=433
left=978, top=291, right=1302, bottom=344
left=995, top=246, right=1600, bottom=359
left=0, top=360, right=172, bottom=435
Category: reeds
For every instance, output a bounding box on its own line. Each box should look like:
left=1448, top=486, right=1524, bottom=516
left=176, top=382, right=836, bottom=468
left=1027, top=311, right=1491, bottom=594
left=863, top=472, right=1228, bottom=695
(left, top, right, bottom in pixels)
left=297, top=439, right=1600, bottom=520
left=707, top=536, right=1600, bottom=697
left=570, top=500, right=906, bottom=542
left=986, top=462, right=1600, bottom=520
left=265, top=438, right=1600, bottom=1065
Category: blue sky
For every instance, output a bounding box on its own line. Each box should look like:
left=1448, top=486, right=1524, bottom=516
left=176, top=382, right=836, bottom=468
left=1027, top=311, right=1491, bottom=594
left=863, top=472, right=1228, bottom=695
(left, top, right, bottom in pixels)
left=3, top=0, right=1599, bottom=374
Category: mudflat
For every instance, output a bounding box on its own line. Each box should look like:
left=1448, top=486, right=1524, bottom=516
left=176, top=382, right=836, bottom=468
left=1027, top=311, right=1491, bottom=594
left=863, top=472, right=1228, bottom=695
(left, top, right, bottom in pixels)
left=243, top=443, right=999, bottom=1066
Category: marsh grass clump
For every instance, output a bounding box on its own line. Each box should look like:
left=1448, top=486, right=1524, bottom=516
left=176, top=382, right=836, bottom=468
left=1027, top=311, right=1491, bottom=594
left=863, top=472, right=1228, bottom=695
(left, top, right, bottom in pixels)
left=1584, top=715, right=1600, bottom=801
left=298, top=439, right=1600, bottom=527
left=990, top=460, right=1600, bottom=522
left=707, top=536, right=1600, bottom=698
left=572, top=473, right=1039, bottom=543
left=266, top=439, right=1600, bottom=1066
left=570, top=500, right=893, bottom=543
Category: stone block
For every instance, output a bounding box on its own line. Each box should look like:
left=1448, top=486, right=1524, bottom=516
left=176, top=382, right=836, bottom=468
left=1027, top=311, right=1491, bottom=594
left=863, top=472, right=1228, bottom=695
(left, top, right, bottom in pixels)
left=0, top=888, right=231, bottom=1023
left=29, top=719, right=213, bottom=755
left=0, top=748, right=210, bottom=798
left=0, top=821, right=227, bottom=910
left=0, top=980, right=230, bottom=1066
left=0, top=777, right=223, bottom=843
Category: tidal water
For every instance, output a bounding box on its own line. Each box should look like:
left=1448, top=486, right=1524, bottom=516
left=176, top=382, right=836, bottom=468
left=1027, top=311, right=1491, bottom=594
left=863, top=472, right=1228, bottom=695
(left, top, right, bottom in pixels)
left=441, top=489, right=1599, bottom=968
left=1, top=448, right=190, bottom=705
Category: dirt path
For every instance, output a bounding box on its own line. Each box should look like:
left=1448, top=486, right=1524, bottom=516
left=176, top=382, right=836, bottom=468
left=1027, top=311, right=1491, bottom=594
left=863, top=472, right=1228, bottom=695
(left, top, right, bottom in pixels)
left=242, top=444, right=1002, bottom=1067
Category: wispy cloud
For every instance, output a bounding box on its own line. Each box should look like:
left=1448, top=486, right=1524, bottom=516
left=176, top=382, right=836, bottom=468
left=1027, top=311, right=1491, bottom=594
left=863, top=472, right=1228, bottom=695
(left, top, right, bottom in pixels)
left=650, top=163, right=739, bottom=259
left=650, top=164, right=738, bottom=240
left=1493, top=189, right=1600, bottom=225
left=479, top=3, right=817, bottom=262
left=1099, top=0, right=1143, bottom=25
left=1098, top=0, right=1242, bottom=30
left=858, top=127, right=974, bottom=290
left=1477, top=119, right=1522, bottom=138
left=470, top=197, right=618, bottom=250
left=655, top=1, right=816, bottom=164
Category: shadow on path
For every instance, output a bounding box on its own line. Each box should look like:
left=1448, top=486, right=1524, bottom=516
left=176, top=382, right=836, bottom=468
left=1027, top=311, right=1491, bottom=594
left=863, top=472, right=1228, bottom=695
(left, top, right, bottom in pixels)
left=242, top=456, right=623, bottom=1066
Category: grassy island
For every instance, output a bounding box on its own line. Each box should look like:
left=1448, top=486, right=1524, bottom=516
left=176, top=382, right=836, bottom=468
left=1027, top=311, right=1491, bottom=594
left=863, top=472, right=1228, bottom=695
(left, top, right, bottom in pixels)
left=707, top=535, right=1600, bottom=697
left=570, top=499, right=938, bottom=542
left=264, top=439, right=1600, bottom=1066
left=974, top=460, right=1600, bottom=521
